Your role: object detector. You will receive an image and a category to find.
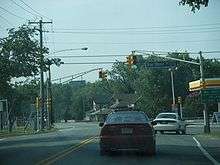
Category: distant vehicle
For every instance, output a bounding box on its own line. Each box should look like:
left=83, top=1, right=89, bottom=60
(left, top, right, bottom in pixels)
left=153, top=112, right=186, bottom=134
left=99, top=110, right=156, bottom=155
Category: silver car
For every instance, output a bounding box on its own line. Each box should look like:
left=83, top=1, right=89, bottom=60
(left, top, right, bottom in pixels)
left=153, top=113, right=186, bottom=134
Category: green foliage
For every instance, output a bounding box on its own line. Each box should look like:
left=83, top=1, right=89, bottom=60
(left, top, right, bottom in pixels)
left=0, top=25, right=48, bottom=99
left=179, top=0, right=209, bottom=12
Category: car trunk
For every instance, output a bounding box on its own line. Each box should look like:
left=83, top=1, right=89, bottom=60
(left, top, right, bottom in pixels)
left=101, top=123, right=153, bottom=136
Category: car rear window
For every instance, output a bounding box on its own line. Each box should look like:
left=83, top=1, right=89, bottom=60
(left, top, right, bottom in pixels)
left=106, top=112, right=149, bottom=124
left=156, top=114, right=177, bottom=119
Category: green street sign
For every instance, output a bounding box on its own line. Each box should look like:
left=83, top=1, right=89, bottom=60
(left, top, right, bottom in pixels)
left=201, top=88, right=220, bottom=103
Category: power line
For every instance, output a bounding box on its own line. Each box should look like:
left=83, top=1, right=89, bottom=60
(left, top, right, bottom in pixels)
left=0, top=6, right=27, bottom=20
left=0, top=15, right=14, bottom=26
left=203, top=51, right=220, bottom=54
left=48, top=29, right=220, bottom=35
left=52, top=27, right=220, bottom=33
left=9, top=0, right=39, bottom=18
left=54, top=22, right=220, bottom=31
left=45, top=39, right=220, bottom=45
left=48, top=50, right=220, bottom=59
left=51, top=27, right=220, bottom=34
left=18, top=0, right=51, bottom=20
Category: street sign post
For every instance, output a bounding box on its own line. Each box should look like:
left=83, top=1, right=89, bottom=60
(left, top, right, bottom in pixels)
left=0, top=102, right=3, bottom=112
left=201, top=88, right=220, bottom=103
left=211, top=112, right=220, bottom=124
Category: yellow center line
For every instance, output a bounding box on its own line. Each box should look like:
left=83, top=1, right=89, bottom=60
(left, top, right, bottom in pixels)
left=37, top=136, right=96, bottom=165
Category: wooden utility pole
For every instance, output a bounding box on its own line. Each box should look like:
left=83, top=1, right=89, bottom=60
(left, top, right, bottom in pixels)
left=29, top=19, right=52, bottom=130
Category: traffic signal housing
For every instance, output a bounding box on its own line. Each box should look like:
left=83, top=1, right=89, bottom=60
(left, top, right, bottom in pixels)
left=178, top=96, right=182, bottom=104
left=126, top=54, right=137, bottom=69
left=98, top=70, right=108, bottom=80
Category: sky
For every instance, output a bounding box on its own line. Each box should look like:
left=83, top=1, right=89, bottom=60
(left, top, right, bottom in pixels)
left=0, top=0, right=220, bottom=82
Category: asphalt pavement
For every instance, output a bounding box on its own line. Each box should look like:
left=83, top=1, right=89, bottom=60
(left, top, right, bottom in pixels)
left=0, top=122, right=219, bottom=165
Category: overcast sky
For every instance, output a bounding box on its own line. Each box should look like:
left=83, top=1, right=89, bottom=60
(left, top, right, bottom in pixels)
left=1, top=0, right=220, bottom=82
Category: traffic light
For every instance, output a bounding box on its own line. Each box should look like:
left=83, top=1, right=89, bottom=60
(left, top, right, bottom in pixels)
left=178, top=96, right=182, bottom=104
left=35, top=97, right=39, bottom=110
left=98, top=70, right=108, bottom=80
left=132, top=55, right=137, bottom=65
left=126, top=54, right=137, bottom=68
left=99, top=71, right=103, bottom=79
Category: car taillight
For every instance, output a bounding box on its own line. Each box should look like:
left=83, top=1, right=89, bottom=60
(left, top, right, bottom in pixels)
left=100, top=125, right=117, bottom=136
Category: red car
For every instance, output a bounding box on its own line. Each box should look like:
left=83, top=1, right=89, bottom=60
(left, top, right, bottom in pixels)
left=99, top=110, right=156, bottom=155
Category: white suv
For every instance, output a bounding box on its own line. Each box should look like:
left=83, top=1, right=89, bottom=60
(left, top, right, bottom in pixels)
left=153, top=113, right=186, bottom=134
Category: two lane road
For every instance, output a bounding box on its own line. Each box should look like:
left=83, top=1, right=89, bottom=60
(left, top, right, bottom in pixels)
left=0, top=122, right=218, bottom=165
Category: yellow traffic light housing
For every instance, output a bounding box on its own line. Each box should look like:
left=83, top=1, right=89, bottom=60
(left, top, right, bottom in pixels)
left=98, top=70, right=108, bottom=80
left=126, top=53, right=137, bottom=69
left=35, top=97, right=39, bottom=110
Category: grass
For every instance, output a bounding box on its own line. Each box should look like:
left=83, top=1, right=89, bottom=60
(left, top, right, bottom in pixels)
left=197, top=131, right=220, bottom=139
left=0, top=126, right=58, bottom=139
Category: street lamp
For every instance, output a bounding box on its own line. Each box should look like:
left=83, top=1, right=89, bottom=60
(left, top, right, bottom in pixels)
left=49, top=47, right=88, bottom=55
left=43, top=47, right=88, bottom=128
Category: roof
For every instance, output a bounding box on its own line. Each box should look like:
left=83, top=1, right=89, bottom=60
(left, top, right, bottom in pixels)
left=93, top=95, right=113, bottom=105
left=110, top=93, right=138, bottom=109
left=90, top=108, right=112, bottom=115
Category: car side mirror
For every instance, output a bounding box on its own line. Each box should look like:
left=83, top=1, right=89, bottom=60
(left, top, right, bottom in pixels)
left=99, top=122, right=104, bottom=127
left=151, top=121, right=157, bottom=126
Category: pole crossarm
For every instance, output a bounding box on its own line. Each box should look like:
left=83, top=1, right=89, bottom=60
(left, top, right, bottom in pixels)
left=134, top=50, right=200, bottom=66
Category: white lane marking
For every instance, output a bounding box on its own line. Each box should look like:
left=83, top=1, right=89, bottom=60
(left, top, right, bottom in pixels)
left=193, top=136, right=220, bottom=165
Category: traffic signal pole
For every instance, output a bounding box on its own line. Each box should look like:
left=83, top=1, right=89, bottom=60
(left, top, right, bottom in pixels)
left=134, top=50, right=210, bottom=133
left=199, top=51, right=210, bottom=133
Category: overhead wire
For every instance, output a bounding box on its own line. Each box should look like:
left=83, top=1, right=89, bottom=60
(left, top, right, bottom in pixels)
left=18, top=0, right=51, bottom=20
left=44, top=38, right=220, bottom=45
left=9, top=0, right=39, bottom=18
left=54, top=22, right=220, bottom=31
left=48, top=51, right=220, bottom=59
left=48, top=29, right=220, bottom=35
left=0, top=6, right=27, bottom=20
left=0, top=15, right=14, bottom=26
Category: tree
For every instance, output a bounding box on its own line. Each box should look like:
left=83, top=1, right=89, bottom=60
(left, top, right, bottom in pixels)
left=0, top=25, right=48, bottom=97
left=0, top=25, right=48, bottom=131
left=179, top=0, right=209, bottom=12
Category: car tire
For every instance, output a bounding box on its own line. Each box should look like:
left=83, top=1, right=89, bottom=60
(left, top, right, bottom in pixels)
left=100, top=148, right=109, bottom=156
left=181, top=130, right=186, bottom=134
left=155, top=130, right=157, bottom=134
left=176, top=130, right=180, bottom=134
left=160, top=131, right=164, bottom=134
left=145, top=141, right=156, bottom=156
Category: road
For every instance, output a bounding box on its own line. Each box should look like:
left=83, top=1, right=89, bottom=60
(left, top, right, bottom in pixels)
left=0, top=122, right=219, bottom=165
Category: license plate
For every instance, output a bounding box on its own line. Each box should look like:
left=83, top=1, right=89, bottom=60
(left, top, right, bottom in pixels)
left=121, top=128, right=133, bottom=134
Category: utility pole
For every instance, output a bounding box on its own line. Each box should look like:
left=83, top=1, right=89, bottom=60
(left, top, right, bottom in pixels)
left=199, top=51, right=210, bottom=133
left=47, top=64, right=52, bottom=128
left=170, top=69, right=176, bottom=111
left=29, top=19, right=52, bottom=130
